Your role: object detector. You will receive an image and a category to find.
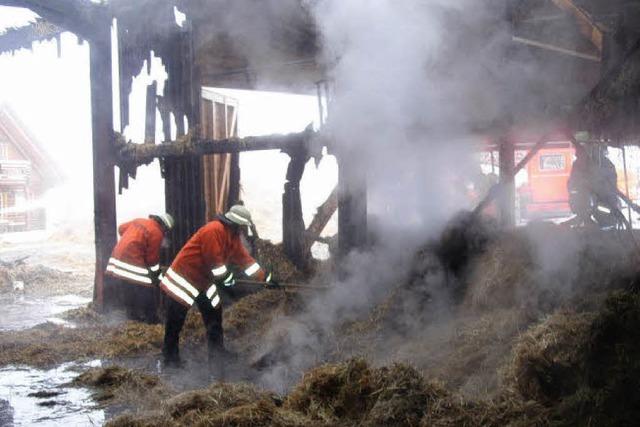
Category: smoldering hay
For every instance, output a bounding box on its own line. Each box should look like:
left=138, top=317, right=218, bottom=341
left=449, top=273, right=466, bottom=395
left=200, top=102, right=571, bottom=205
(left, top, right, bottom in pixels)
left=83, top=221, right=640, bottom=426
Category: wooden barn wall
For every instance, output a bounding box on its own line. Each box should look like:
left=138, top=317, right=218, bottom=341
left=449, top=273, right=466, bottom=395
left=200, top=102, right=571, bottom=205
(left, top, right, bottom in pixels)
left=201, top=95, right=239, bottom=221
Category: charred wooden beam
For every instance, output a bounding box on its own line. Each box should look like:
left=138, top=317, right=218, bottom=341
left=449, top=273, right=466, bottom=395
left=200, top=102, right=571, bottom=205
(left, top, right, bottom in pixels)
left=89, top=24, right=117, bottom=312
left=282, top=146, right=308, bottom=269
left=550, top=0, right=604, bottom=53
left=511, top=36, right=600, bottom=62
left=0, top=0, right=106, bottom=41
left=115, top=128, right=316, bottom=166
left=498, top=137, right=515, bottom=228
left=337, top=149, right=367, bottom=255
left=144, top=82, right=157, bottom=143
left=304, top=185, right=337, bottom=254
left=0, top=19, right=62, bottom=54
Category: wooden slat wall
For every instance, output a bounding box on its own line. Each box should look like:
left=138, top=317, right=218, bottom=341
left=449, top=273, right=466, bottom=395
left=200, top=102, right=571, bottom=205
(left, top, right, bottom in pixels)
left=202, top=93, right=238, bottom=220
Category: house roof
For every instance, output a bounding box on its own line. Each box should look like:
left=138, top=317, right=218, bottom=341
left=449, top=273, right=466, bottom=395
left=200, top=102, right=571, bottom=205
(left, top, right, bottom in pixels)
left=0, top=105, right=63, bottom=187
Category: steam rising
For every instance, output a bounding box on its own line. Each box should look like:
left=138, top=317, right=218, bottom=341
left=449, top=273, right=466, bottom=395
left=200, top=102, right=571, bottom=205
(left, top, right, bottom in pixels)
left=253, top=0, right=493, bottom=391
left=246, top=0, right=605, bottom=391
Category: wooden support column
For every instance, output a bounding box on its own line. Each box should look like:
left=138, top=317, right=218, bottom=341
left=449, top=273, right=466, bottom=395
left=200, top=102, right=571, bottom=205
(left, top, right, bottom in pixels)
left=337, top=149, right=367, bottom=255
left=162, top=25, right=205, bottom=262
left=228, top=118, right=241, bottom=207
left=282, top=148, right=308, bottom=269
left=498, top=138, right=516, bottom=228
left=90, top=23, right=117, bottom=311
left=228, top=151, right=241, bottom=206
left=144, top=81, right=157, bottom=142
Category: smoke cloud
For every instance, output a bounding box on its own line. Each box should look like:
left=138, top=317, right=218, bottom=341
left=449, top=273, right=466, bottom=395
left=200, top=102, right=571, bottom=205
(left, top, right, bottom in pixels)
left=242, top=0, right=613, bottom=392
left=250, top=0, right=498, bottom=391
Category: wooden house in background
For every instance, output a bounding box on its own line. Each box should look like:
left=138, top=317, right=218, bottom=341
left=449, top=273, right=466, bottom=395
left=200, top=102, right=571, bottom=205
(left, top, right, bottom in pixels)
left=0, top=105, right=62, bottom=232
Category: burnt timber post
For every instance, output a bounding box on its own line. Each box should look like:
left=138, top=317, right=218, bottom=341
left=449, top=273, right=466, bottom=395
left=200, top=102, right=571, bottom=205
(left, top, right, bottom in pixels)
left=90, top=21, right=117, bottom=311
left=498, top=137, right=516, bottom=228
left=282, top=147, right=308, bottom=268
left=144, top=82, right=157, bottom=142
left=162, top=25, right=205, bottom=261
left=337, top=149, right=367, bottom=255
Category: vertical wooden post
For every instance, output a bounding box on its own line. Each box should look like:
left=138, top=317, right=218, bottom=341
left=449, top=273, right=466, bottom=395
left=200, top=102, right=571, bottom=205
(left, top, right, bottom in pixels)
left=622, top=144, right=633, bottom=228
left=144, top=82, right=157, bottom=142
left=162, top=25, right=205, bottom=263
left=90, top=23, right=117, bottom=311
left=228, top=117, right=241, bottom=207
left=282, top=148, right=308, bottom=268
left=498, top=138, right=516, bottom=228
left=337, top=149, right=367, bottom=255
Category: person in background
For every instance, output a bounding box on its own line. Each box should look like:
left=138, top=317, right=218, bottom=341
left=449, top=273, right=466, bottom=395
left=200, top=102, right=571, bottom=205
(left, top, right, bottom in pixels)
left=568, top=145, right=619, bottom=228
left=105, top=213, right=174, bottom=323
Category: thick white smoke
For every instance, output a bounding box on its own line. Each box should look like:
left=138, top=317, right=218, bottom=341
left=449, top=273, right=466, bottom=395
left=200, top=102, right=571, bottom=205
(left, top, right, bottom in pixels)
left=254, top=0, right=502, bottom=391
left=315, top=0, right=503, bottom=233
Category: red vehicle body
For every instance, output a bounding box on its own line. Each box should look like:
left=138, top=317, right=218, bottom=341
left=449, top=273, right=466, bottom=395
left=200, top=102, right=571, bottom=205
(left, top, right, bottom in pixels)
left=518, top=146, right=574, bottom=219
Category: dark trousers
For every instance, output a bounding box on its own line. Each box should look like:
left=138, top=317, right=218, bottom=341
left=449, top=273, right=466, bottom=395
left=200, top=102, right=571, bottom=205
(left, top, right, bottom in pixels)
left=104, top=276, right=158, bottom=323
left=162, top=293, right=223, bottom=363
left=123, top=285, right=159, bottom=323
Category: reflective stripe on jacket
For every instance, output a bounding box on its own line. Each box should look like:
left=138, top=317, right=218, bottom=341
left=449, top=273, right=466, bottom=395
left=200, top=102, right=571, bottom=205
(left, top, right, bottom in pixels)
left=106, top=218, right=164, bottom=287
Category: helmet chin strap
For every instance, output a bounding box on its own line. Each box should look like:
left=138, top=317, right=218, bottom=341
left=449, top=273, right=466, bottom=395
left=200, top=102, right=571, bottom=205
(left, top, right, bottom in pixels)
left=217, top=214, right=234, bottom=226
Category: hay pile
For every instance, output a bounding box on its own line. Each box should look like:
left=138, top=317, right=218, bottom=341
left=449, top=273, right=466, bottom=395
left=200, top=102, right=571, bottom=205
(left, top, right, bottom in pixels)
left=0, top=305, right=232, bottom=367
left=286, top=358, right=432, bottom=425
left=500, top=291, right=640, bottom=426
left=0, top=291, right=304, bottom=368
left=5, top=222, right=640, bottom=425
left=504, top=311, right=595, bottom=403
left=106, top=381, right=307, bottom=427
left=0, top=262, right=83, bottom=294
left=254, top=240, right=309, bottom=282
left=105, top=358, right=549, bottom=427
left=225, top=290, right=305, bottom=355
left=464, top=230, right=535, bottom=312
left=331, top=224, right=640, bottom=402
left=61, top=303, right=103, bottom=323
left=0, top=320, right=165, bottom=367
left=435, top=210, right=498, bottom=280
left=416, top=308, right=530, bottom=397
left=464, top=223, right=638, bottom=315
left=73, top=366, right=170, bottom=407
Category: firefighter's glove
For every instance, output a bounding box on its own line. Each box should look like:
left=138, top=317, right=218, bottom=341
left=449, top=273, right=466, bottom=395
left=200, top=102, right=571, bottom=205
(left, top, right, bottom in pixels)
left=264, top=271, right=280, bottom=289
left=151, top=269, right=162, bottom=286
left=217, top=271, right=236, bottom=288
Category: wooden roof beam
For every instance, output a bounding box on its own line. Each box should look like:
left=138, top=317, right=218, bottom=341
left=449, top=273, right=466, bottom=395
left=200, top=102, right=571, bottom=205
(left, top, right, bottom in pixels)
left=0, top=19, right=63, bottom=54
left=0, top=0, right=107, bottom=40
left=551, top=0, right=604, bottom=54
left=115, top=127, right=320, bottom=167
left=512, top=35, right=601, bottom=62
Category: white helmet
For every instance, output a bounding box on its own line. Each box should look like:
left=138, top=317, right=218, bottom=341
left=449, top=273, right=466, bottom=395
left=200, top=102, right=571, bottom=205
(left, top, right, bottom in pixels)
left=157, top=213, right=175, bottom=230
left=224, top=205, right=252, bottom=226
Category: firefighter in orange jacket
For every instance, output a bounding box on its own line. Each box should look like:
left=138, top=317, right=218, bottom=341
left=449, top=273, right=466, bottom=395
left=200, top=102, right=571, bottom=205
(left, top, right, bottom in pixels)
left=105, top=213, right=175, bottom=323
left=160, top=204, right=278, bottom=366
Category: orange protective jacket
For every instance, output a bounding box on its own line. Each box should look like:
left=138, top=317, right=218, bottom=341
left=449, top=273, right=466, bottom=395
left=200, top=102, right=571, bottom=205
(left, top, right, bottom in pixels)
left=106, top=218, right=164, bottom=287
left=160, top=219, right=265, bottom=307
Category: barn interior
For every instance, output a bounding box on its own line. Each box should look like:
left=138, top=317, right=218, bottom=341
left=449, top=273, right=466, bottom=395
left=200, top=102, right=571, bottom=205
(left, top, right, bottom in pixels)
left=2, top=0, right=640, bottom=426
